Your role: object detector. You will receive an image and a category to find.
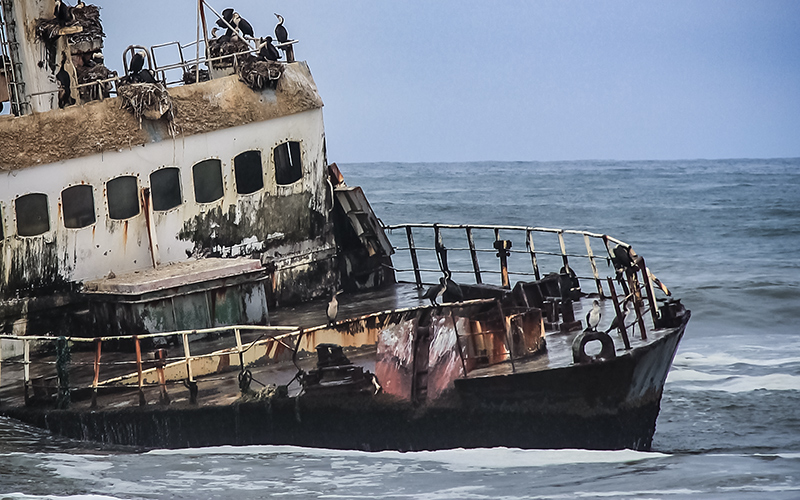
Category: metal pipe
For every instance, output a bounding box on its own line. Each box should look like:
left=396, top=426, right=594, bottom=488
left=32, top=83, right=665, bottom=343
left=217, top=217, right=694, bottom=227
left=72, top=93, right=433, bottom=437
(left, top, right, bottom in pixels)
left=183, top=332, right=194, bottom=382
left=607, top=278, right=631, bottom=350
left=526, top=229, right=540, bottom=281
left=91, top=338, right=102, bottom=408
left=584, top=234, right=604, bottom=297
left=134, top=336, right=146, bottom=406
left=406, top=226, right=422, bottom=288
left=466, top=227, right=482, bottom=283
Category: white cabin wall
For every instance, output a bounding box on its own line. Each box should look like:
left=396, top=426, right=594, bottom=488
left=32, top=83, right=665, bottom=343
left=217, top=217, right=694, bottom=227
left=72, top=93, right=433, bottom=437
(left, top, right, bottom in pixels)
left=0, top=107, right=328, bottom=290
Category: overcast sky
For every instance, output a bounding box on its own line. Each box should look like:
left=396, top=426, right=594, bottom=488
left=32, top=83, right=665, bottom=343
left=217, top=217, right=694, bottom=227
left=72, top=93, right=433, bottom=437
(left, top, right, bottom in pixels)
left=95, top=0, right=800, bottom=163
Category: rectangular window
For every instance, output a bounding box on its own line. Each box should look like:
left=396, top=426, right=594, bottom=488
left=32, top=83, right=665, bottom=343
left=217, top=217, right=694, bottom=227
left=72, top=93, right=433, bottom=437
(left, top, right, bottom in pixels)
left=151, top=167, right=182, bottom=211
left=107, top=176, right=140, bottom=220
left=193, top=159, right=224, bottom=203
left=234, top=151, right=264, bottom=195
left=62, top=184, right=96, bottom=228
left=15, top=193, right=50, bottom=236
left=274, top=141, right=303, bottom=185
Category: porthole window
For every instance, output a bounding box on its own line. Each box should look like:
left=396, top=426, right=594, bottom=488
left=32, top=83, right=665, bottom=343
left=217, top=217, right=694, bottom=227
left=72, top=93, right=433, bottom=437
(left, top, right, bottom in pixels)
left=274, top=141, right=303, bottom=185
left=62, top=185, right=96, bottom=228
left=107, top=176, right=140, bottom=220
left=150, top=167, right=182, bottom=211
left=193, top=159, right=224, bottom=203
left=234, top=150, right=264, bottom=195
left=15, top=193, right=50, bottom=236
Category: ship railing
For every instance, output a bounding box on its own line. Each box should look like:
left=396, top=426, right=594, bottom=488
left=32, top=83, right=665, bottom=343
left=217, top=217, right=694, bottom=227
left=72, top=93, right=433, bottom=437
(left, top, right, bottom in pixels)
left=0, top=324, right=300, bottom=408
left=383, top=222, right=661, bottom=330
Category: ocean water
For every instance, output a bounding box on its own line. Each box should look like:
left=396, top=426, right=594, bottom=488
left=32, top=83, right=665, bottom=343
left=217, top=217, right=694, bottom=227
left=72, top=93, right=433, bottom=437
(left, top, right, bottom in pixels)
left=1, top=159, right=799, bottom=499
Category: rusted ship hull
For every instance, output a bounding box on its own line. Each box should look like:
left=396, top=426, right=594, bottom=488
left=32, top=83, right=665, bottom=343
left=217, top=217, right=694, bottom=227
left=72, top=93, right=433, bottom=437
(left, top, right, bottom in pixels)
left=4, top=313, right=687, bottom=451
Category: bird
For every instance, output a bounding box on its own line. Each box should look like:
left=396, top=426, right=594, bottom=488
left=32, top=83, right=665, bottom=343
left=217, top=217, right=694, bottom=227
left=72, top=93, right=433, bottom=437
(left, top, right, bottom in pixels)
left=129, top=50, right=145, bottom=75
left=422, top=276, right=448, bottom=306
left=258, top=37, right=280, bottom=61
left=216, top=8, right=234, bottom=29
left=136, top=68, right=157, bottom=84
left=54, top=0, right=73, bottom=23
left=585, top=300, right=602, bottom=332
left=55, top=53, right=74, bottom=108
left=605, top=299, right=636, bottom=334
left=442, top=271, right=464, bottom=303
left=274, top=13, right=289, bottom=43
left=232, top=12, right=254, bottom=39
left=326, top=290, right=343, bottom=326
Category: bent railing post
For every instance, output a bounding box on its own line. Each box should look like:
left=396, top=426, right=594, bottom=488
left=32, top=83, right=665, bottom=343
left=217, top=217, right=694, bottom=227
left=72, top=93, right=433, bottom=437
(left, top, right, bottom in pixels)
left=584, top=234, right=604, bottom=298
left=405, top=226, right=423, bottom=288
left=607, top=278, right=632, bottom=350
left=23, top=339, right=30, bottom=406
left=466, top=227, right=482, bottom=284
left=526, top=229, right=541, bottom=281
left=638, top=256, right=659, bottom=326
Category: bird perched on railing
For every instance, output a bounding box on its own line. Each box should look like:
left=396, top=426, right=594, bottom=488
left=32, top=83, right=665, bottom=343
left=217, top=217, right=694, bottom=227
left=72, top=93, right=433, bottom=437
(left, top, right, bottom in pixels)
left=422, top=271, right=462, bottom=306
left=585, top=300, right=602, bottom=332
left=232, top=12, right=254, bottom=39
left=605, top=298, right=635, bottom=334
left=274, top=14, right=289, bottom=43
left=326, top=290, right=343, bottom=326
left=257, top=36, right=280, bottom=61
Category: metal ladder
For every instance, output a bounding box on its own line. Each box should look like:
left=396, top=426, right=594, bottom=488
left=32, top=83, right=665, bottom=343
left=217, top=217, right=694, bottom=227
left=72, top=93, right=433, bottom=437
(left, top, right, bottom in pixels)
left=0, top=0, right=30, bottom=116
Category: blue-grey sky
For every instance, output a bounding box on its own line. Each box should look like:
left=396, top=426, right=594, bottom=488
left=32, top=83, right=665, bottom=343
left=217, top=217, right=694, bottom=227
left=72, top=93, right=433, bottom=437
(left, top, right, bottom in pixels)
left=96, top=1, right=800, bottom=162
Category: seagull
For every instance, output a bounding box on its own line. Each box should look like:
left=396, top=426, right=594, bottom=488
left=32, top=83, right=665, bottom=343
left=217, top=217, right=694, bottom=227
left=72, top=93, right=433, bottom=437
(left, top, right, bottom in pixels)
left=422, top=276, right=448, bottom=306
left=585, top=300, right=602, bottom=332
left=274, top=13, right=289, bottom=43
left=326, top=290, right=343, bottom=326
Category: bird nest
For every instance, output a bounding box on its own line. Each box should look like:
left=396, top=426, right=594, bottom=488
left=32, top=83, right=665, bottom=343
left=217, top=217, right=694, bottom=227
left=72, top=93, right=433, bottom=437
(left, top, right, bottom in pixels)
left=237, top=58, right=284, bottom=91
left=118, top=82, right=177, bottom=135
left=207, top=36, right=251, bottom=68
left=35, top=5, right=105, bottom=44
left=76, top=62, right=116, bottom=101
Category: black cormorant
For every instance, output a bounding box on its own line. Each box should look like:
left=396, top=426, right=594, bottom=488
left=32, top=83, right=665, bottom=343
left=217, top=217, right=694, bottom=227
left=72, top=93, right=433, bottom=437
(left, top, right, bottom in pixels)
left=232, top=12, right=254, bottom=39
left=55, top=53, right=74, bottom=108
left=422, top=276, right=448, bottom=306
left=258, top=37, right=280, bottom=61
left=54, top=0, right=73, bottom=23
left=274, top=13, right=288, bottom=43
left=216, top=8, right=234, bottom=28
left=129, top=50, right=145, bottom=75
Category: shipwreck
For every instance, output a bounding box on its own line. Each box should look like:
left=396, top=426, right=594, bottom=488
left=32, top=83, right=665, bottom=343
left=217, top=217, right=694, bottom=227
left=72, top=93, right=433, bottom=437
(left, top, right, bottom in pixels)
left=0, top=0, right=689, bottom=451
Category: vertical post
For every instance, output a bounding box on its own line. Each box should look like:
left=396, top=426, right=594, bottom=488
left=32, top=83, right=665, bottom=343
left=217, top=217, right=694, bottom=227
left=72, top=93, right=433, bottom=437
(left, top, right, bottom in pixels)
left=557, top=231, right=569, bottom=272
left=91, top=338, right=102, bottom=408
left=638, top=256, right=659, bottom=326
left=526, top=230, right=541, bottom=281
left=406, top=226, right=422, bottom=288
left=496, top=303, right=516, bottom=374
left=234, top=328, right=243, bottom=367
left=606, top=278, right=631, bottom=350
left=134, top=336, right=146, bottom=406
left=183, top=332, right=194, bottom=382
left=23, top=339, right=30, bottom=405
left=494, top=239, right=512, bottom=289
left=141, top=188, right=160, bottom=268
left=434, top=224, right=448, bottom=273
left=466, top=227, right=482, bottom=284
left=155, top=349, right=170, bottom=405
left=584, top=235, right=604, bottom=298
left=195, top=0, right=201, bottom=83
